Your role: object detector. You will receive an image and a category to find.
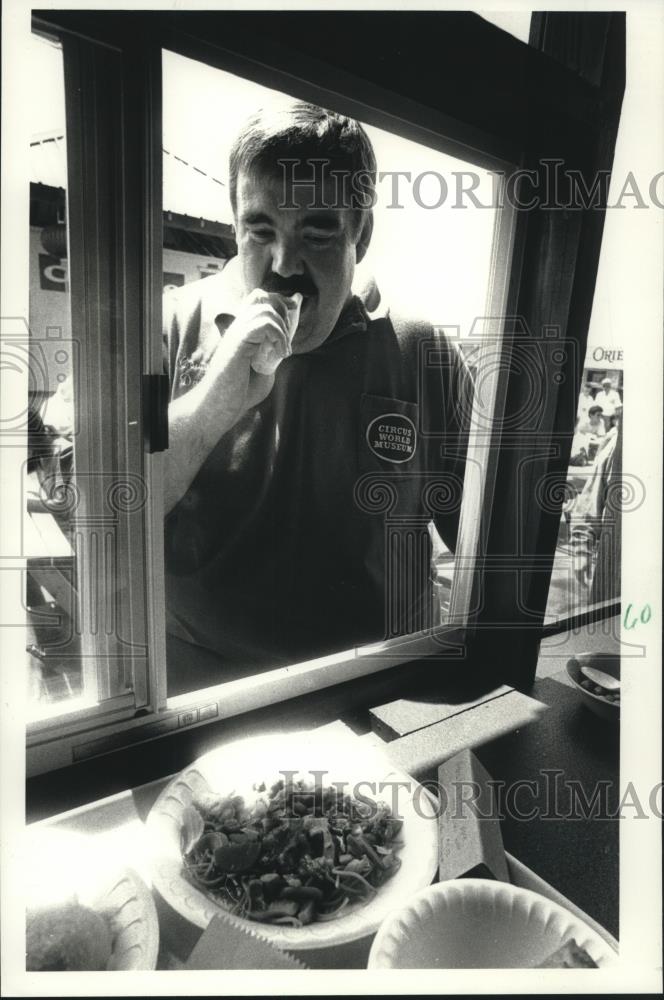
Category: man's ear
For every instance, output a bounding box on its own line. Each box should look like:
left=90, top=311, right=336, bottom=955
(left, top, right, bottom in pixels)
left=355, top=212, right=374, bottom=265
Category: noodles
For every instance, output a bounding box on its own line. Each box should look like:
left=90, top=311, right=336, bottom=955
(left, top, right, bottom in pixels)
left=181, top=777, right=403, bottom=926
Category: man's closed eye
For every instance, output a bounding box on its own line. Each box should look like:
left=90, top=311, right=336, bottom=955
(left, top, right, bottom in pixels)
left=303, top=230, right=335, bottom=247
left=249, top=228, right=274, bottom=244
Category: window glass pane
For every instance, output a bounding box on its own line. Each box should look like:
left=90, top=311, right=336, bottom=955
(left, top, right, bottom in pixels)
left=25, top=33, right=142, bottom=720
left=162, top=50, right=501, bottom=696
left=545, top=344, right=622, bottom=624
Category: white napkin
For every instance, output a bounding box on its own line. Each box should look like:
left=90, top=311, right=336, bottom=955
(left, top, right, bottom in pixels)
left=251, top=292, right=303, bottom=375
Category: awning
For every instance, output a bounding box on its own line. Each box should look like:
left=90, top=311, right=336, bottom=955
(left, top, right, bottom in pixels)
left=30, top=129, right=232, bottom=224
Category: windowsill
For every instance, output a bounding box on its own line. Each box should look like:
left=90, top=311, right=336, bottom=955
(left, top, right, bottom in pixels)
left=28, top=694, right=100, bottom=724
left=165, top=624, right=470, bottom=705
left=26, top=613, right=621, bottom=823
left=25, top=648, right=482, bottom=821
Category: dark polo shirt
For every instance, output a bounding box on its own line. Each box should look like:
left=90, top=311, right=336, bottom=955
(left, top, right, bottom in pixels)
left=164, top=263, right=472, bottom=674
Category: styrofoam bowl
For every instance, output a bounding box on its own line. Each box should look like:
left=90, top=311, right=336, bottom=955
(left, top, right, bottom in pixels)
left=25, top=828, right=159, bottom=971
left=368, top=878, right=619, bottom=969
left=146, top=730, right=439, bottom=951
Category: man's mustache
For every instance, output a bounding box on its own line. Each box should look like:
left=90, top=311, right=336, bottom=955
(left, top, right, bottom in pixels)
left=262, top=273, right=316, bottom=298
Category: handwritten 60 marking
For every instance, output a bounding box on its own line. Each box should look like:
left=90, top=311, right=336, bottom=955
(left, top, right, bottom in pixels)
left=623, top=603, right=652, bottom=631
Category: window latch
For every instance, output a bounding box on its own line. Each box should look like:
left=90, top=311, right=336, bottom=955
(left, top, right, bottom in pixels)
left=142, top=374, right=169, bottom=453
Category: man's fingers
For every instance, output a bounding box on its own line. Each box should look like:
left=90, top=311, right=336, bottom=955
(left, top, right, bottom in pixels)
left=260, top=316, right=291, bottom=357
left=236, top=304, right=290, bottom=351
left=247, top=289, right=290, bottom=325
left=246, top=301, right=289, bottom=335
left=262, top=292, right=292, bottom=326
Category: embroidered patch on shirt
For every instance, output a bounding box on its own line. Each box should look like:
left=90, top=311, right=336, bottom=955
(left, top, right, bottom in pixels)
left=177, top=355, right=208, bottom=389
left=366, top=412, right=417, bottom=463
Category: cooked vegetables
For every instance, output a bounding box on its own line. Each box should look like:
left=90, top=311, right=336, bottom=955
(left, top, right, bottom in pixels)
left=181, top=778, right=403, bottom=927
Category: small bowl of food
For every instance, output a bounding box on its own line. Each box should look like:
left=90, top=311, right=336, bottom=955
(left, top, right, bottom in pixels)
left=146, top=730, right=439, bottom=951
left=25, top=829, right=159, bottom=971
left=566, top=652, right=620, bottom=722
left=368, top=879, right=618, bottom=968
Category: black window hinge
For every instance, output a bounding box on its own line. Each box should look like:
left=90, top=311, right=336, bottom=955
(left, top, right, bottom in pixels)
left=142, top=373, right=169, bottom=453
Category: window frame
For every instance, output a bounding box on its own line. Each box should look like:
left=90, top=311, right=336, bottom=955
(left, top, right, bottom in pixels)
left=25, top=9, right=625, bottom=778
left=24, top=26, right=156, bottom=745
left=464, top=10, right=626, bottom=675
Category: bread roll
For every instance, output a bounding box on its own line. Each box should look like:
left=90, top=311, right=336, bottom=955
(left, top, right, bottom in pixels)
left=26, top=900, right=112, bottom=971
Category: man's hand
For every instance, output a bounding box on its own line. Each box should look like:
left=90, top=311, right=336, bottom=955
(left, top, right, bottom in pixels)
left=165, top=290, right=291, bottom=513
left=208, top=289, right=292, bottom=420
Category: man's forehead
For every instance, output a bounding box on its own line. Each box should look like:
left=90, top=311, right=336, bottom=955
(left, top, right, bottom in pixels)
left=236, top=168, right=350, bottom=224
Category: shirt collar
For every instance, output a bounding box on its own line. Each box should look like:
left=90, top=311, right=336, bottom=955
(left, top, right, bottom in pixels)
left=323, top=279, right=387, bottom=346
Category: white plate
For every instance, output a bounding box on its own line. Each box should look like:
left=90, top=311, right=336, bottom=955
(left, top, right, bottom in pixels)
left=25, top=829, right=159, bottom=971
left=96, top=866, right=160, bottom=971
left=368, top=878, right=619, bottom=968
left=146, top=730, right=439, bottom=951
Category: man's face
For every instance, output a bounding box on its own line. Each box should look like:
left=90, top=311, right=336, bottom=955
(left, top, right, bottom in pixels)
left=234, top=167, right=368, bottom=353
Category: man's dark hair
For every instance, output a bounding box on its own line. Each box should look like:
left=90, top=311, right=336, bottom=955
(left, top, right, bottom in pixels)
left=229, top=101, right=377, bottom=230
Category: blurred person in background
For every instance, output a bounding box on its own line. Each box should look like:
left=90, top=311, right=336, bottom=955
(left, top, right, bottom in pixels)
left=596, top=376, right=622, bottom=431
left=576, top=381, right=595, bottom=421
left=577, top=403, right=606, bottom=439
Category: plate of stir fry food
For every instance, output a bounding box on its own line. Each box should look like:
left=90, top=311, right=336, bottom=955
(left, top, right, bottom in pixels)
left=147, top=731, right=439, bottom=949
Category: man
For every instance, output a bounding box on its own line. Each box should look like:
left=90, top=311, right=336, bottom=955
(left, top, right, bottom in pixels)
left=577, top=403, right=606, bottom=437
left=596, top=377, right=622, bottom=431
left=163, top=102, right=472, bottom=688
left=576, top=381, right=595, bottom=421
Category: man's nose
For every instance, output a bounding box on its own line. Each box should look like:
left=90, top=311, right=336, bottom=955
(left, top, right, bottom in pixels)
left=270, top=237, right=304, bottom=277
